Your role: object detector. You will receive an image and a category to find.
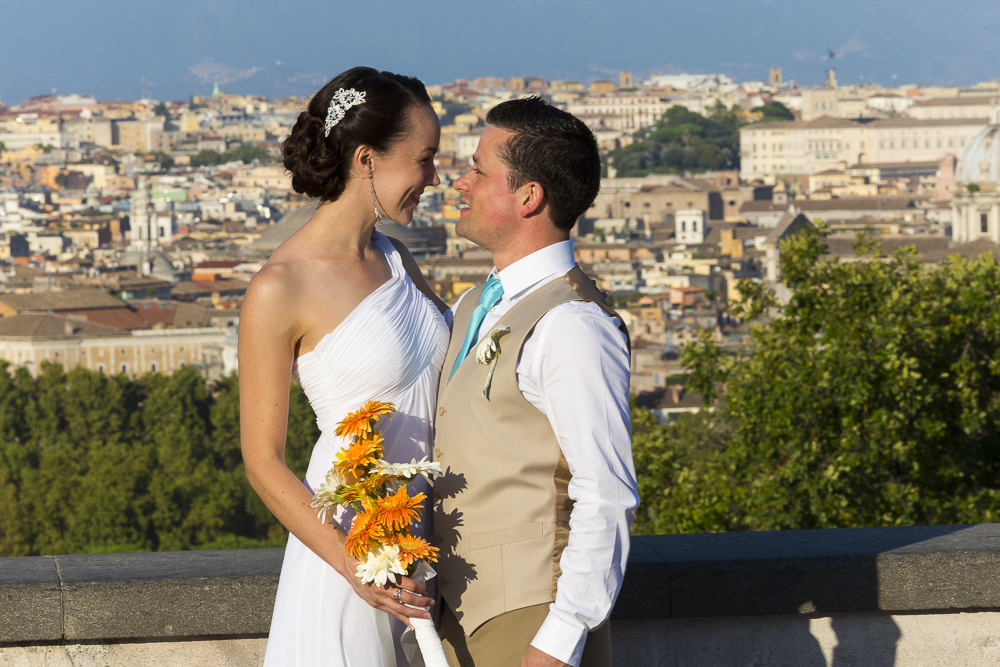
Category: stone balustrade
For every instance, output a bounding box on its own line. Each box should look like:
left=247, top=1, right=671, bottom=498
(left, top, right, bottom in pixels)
left=4, top=524, right=1000, bottom=666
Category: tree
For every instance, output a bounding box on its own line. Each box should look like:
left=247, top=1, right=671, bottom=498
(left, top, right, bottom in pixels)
left=677, top=228, right=1000, bottom=532
left=190, top=149, right=223, bottom=167
left=153, top=102, right=172, bottom=121
left=606, top=104, right=742, bottom=176
left=751, top=101, right=795, bottom=122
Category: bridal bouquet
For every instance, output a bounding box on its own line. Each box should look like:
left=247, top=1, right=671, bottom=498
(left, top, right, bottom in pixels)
left=310, top=400, right=447, bottom=666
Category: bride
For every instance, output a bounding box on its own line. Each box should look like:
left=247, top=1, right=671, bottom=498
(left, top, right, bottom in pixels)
left=239, top=66, right=449, bottom=666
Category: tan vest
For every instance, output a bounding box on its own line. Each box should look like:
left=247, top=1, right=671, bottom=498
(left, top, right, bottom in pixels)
left=433, top=266, right=628, bottom=634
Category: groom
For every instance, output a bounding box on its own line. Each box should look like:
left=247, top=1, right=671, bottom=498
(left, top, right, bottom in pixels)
left=433, top=97, right=637, bottom=667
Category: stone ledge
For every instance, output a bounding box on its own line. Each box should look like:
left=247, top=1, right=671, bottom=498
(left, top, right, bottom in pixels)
left=1, top=549, right=283, bottom=643
left=3, top=525, right=1000, bottom=642
left=611, top=523, right=1000, bottom=619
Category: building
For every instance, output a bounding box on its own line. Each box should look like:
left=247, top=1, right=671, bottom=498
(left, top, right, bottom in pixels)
left=675, top=209, right=706, bottom=245
left=951, top=109, right=1000, bottom=243
left=740, top=116, right=985, bottom=181
left=567, top=93, right=671, bottom=133
left=0, top=313, right=231, bottom=378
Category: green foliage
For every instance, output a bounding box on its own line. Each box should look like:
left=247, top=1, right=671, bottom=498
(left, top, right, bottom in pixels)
left=152, top=102, right=171, bottom=121
left=190, top=143, right=271, bottom=168
left=606, top=102, right=742, bottom=176
left=967, top=183, right=981, bottom=193
left=652, top=226, right=1000, bottom=533
left=0, top=141, right=6, bottom=153
left=751, top=101, right=795, bottom=122
left=0, top=364, right=317, bottom=556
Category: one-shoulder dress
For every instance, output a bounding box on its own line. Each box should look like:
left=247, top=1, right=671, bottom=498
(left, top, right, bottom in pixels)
left=264, top=231, right=450, bottom=667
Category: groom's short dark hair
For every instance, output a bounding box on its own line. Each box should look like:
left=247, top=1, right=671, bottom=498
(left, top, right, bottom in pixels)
left=485, top=97, right=600, bottom=231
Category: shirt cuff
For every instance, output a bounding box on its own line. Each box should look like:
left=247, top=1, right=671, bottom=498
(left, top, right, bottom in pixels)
left=529, top=607, right=589, bottom=666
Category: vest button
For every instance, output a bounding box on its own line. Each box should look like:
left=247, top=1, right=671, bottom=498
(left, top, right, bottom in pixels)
left=435, top=535, right=443, bottom=546
left=438, top=406, right=446, bottom=416
left=439, top=576, right=448, bottom=587
left=434, top=448, right=443, bottom=458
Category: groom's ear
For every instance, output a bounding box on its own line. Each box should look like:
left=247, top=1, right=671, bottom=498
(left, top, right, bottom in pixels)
left=517, top=181, right=546, bottom=218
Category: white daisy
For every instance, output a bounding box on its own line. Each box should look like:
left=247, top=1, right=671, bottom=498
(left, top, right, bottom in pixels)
left=376, top=457, right=444, bottom=481
left=355, top=544, right=407, bottom=586
left=310, top=467, right=346, bottom=524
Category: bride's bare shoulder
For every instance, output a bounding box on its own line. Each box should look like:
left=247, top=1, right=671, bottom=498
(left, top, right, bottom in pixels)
left=243, top=256, right=308, bottom=318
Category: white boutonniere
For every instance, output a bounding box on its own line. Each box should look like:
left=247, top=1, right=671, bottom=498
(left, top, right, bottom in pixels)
left=476, top=325, right=511, bottom=399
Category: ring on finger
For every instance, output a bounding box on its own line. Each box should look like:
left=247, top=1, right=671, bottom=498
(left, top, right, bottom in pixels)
left=393, top=588, right=403, bottom=603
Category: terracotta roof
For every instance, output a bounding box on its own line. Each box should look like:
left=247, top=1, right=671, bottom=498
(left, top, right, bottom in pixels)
left=741, top=197, right=926, bottom=214
left=911, top=97, right=994, bottom=108
left=73, top=308, right=151, bottom=331
left=0, top=314, right=123, bottom=338
left=847, top=160, right=940, bottom=170
left=170, top=279, right=249, bottom=296
left=821, top=236, right=949, bottom=258
left=0, top=289, right=125, bottom=313
left=868, top=117, right=987, bottom=128
left=194, top=260, right=243, bottom=269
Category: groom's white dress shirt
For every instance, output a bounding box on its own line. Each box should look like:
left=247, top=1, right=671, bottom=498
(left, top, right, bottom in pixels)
left=448, top=239, right=638, bottom=666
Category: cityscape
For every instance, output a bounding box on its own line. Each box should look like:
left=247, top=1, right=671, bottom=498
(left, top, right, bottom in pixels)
left=2, top=67, right=998, bottom=416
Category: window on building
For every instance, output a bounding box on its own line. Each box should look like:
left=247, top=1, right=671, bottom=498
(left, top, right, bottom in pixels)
left=179, top=360, right=186, bottom=367
left=121, top=363, right=129, bottom=374
left=982, top=213, right=989, bottom=234
left=150, top=362, right=158, bottom=372
left=121, top=349, right=126, bottom=356
left=97, top=363, right=106, bottom=373
left=681, top=221, right=686, bottom=232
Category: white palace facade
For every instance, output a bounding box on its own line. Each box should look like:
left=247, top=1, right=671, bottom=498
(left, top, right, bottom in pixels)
left=740, top=116, right=987, bottom=180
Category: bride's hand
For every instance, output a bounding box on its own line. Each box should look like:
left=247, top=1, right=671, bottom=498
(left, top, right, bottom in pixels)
left=342, top=553, right=434, bottom=627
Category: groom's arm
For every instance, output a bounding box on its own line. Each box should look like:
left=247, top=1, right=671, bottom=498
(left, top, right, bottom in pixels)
left=516, top=301, right=637, bottom=667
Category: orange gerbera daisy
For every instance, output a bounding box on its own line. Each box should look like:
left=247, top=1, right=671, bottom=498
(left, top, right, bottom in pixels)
left=335, top=400, right=395, bottom=440
left=338, top=475, right=390, bottom=506
left=335, top=433, right=384, bottom=478
left=374, top=487, right=425, bottom=532
left=390, top=534, right=440, bottom=568
left=346, top=507, right=384, bottom=560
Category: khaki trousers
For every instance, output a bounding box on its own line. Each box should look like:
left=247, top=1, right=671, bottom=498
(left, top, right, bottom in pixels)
left=440, top=600, right=611, bottom=667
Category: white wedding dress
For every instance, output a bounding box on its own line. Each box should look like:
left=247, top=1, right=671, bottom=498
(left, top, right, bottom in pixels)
left=264, top=231, right=450, bottom=667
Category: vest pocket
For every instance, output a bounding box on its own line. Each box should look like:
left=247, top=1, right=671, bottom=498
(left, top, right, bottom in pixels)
left=466, top=522, right=544, bottom=551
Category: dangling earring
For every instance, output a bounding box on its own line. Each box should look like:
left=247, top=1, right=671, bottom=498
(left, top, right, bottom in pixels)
left=368, top=173, right=383, bottom=226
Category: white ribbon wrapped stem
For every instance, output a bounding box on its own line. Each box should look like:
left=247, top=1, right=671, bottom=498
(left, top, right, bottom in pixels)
left=399, top=561, right=448, bottom=667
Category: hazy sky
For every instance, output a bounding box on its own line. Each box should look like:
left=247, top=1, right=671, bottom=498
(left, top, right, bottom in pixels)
left=3, top=0, right=1000, bottom=104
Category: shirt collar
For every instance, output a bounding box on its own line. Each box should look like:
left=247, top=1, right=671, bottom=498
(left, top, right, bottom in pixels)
left=494, top=240, right=575, bottom=301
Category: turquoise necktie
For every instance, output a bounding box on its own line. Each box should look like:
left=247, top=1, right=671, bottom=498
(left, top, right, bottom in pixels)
left=450, top=276, right=504, bottom=379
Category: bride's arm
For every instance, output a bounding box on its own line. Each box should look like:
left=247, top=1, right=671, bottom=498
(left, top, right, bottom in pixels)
left=239, top=265, right=432, bottom=624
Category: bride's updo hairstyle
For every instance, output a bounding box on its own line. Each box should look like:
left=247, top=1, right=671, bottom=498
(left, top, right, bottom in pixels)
left=281, top=66, right=432, bottom=201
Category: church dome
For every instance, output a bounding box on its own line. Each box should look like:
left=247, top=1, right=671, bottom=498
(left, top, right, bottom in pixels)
left=956, top=104, right=1000, bottom=184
